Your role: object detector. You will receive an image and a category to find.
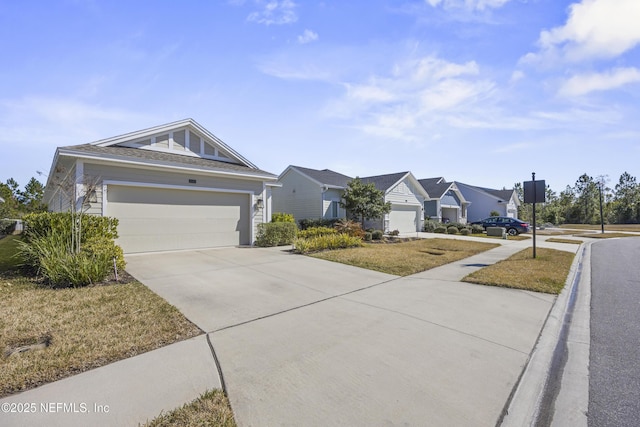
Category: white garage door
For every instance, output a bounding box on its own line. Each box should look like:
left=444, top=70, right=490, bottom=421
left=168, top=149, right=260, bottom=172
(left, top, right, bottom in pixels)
left=107, top=185, right=250, bottom=253
left=388, top=205, right=420, bottom=233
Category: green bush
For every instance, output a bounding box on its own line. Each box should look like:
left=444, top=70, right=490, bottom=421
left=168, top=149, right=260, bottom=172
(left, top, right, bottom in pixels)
left=447, top=226, right=458, bottom=234
left=23, top=212, right=119, bottom=242
left=17, top=231, right=118, bottom=287
left=471, top=225, right=484, bottom=234
left=293, top=233, right=363, bottom=254
left=460, top=228, right=470, bottom=236
left=18, top=212, right=125, bottom=287
left=298, top=218, right=340, bottom=230
left=423, top=220, right=439, bottom=233
left=297, top=226, right=337, bottom=239
left=255, top=222, right=297, bottom=247
left=434, top=226, right=447, bottom=234
left=271, top=212, right=295, bottom=223
left=364, top=232, right=373, bottom=241
left=372, top=230, right=384, bottom=240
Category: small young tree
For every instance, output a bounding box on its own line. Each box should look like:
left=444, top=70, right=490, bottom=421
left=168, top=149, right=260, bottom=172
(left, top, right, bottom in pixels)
left=340, top=177, right=391, bottom=227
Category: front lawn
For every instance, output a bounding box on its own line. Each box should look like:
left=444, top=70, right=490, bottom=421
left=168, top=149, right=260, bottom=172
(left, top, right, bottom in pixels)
left=0, top=236, right=202, bottom=398
left=462, top=247, right=575, bottom=294
left=310, top=238, right=499, bottom=276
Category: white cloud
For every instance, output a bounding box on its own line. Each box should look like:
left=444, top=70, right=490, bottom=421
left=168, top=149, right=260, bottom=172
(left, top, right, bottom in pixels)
left=525, top=0, right=640, bottom=64
left=327, top=56, right=496, bottom=140
left=425, top=0, right=511, bottom=11
left=297, top=29, right=318, bottom=44
left=559, top=67, right=640, bottom=97
left=247, top=0, right=297, bottom=25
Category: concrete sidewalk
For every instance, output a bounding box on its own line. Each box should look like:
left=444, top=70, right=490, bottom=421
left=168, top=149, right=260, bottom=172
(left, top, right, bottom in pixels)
left=0, top=236, right=583, bottom=426
left=0, top=335, right=220, bottom=427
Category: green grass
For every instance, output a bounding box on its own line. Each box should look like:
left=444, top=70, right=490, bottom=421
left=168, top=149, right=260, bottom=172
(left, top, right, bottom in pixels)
left=310, top=238, right=499, bottom=276
left=0, top=235, right=202, bottom=398
left=142, top=390, right=236, bottom=427
left=0, top=235, right=23, bottom=272
left=462, top=248, right=575, bottom=294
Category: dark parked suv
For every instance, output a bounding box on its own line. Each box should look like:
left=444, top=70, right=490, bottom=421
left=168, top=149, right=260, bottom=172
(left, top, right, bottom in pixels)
left=470, top=216, right=530, bottom=235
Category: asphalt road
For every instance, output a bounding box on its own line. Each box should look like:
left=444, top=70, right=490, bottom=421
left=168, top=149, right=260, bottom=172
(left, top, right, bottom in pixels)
left=589, top=237, right=640, bottom=427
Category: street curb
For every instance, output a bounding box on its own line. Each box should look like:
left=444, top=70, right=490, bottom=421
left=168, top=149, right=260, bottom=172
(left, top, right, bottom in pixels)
left=500, top=242, right=590, bottom=426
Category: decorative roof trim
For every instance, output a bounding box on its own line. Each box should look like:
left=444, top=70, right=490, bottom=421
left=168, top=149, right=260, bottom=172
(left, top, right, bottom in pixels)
left=89, top=118, right=258, bottom=169
left=56, top=148, right=277, bottom=181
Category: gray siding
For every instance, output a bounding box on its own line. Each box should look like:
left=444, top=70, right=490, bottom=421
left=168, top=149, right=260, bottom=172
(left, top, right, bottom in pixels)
left=272, top=169, right=323, bottom=221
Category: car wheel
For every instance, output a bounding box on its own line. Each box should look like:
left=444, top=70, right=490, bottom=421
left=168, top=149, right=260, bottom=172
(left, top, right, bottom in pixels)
left=507, top=228, right=518, bottom=236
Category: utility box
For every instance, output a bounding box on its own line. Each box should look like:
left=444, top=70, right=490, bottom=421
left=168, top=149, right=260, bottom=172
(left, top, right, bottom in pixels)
left=487, top=227, right=506, bottom=238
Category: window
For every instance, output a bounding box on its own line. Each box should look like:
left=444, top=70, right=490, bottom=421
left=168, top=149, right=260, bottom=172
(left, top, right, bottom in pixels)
left=155, top=134, right=169, bottom=149
left=330, top=201, right=339, bottom=218
left=173, top=130, right=186, bottom=150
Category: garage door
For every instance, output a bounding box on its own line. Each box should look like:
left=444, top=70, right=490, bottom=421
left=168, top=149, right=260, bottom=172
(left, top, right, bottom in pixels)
left=388, top=205, right=420, bottom=233
left=107, top=185, right=250, bottom=253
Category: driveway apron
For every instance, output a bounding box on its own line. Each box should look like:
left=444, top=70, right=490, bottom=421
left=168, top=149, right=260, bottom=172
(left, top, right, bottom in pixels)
left=126, top=245, right=555, bottom=426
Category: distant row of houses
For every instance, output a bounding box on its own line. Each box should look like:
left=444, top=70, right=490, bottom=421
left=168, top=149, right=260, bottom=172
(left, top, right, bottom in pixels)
left=272, top=165, right=520, bottom=234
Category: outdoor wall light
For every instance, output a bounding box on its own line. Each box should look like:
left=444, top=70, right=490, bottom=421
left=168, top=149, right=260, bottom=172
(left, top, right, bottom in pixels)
left=256, top=198, right=264, bottom=207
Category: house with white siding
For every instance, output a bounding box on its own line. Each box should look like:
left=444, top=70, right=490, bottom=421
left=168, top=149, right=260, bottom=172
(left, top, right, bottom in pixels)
left=455, top=182, right=520, bottom=222
left=360, top=171, right=429, bottom=233
left=42, top=119, right=278, bottom=253
left=418, top=177, right=469, bottom=223
left=271, top=165, right=351, bottom=222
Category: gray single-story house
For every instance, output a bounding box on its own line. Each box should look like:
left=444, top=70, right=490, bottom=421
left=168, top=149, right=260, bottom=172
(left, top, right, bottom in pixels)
left=271, top=165, right=351, bottom=222
left=455, top=182, right=520, bottom=222
left=418, top=177, right=469, bottom=223
left=360, top=171, right=428, bottom=233
left=43, top=119, right=279, bottom=253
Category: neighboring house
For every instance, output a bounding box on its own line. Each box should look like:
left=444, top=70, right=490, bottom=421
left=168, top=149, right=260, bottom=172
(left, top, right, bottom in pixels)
left=272, top=165, right=352, bottom=222
left=418, top=177, right=469, bottom=224
left=455, top=182, right=520, bottom=222
left=43, top=119, right=278, bottom=253
left=360, top=172, right=428, bottom=233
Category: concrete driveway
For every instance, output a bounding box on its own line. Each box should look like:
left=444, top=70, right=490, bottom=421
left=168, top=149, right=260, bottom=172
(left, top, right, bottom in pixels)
left=126, top=244, right=555, bottom=426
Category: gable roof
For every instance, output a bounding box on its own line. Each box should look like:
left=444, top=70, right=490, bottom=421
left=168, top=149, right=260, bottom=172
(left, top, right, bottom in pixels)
left=455, top=182, right=519, bottom=205
left=418, top=178, right=454, bottom=199
left=58, top=144, right=276, bottom=179
left=284, top=165, right=352, bottom=189
left=90, top=118, right=257, bottom=169
left=360, top=172, right=411, bottom=192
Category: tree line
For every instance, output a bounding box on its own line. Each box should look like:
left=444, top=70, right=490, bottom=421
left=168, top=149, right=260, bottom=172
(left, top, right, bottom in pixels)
left=0, top=177, right=47, bottom=218
left=514, top=172, right=640, bottom=225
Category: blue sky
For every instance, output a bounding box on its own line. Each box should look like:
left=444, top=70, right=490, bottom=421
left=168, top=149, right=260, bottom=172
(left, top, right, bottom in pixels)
left=1, top=0, right=639, bottom=193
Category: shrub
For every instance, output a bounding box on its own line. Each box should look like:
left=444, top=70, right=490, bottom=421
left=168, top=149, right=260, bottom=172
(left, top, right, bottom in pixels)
left=471, top=225, right=484, bottom=234
left=460, top=228, right=470, bottom=236
left=17, top=212, right=125, bottom=287
left=293, top=233, right=363, bottom=254
left=490, top=210, right=500, bottom=217
left=271, top=212, right=295, bottom=223
left=334, top=219, right=365, bottom=238
left=22, top=212, right=119, bottom=242
left=364, top=232, right=372, bottom=241
left=388, top=229, right=400, bottom=236
left=298, top=218, right=340, bottom=230
left=423, top=220, right=439, bottom=233
left=372, top=230, right=384, bottom=240
left=255, top=222, right=297, bottom=247
left=17, top=231, right=118, bottom=287
left=297, top=226, right=337, bottom=239
left=447, top=226, right=459, bottom=234
left=434, top=226, right=447, bottom=234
